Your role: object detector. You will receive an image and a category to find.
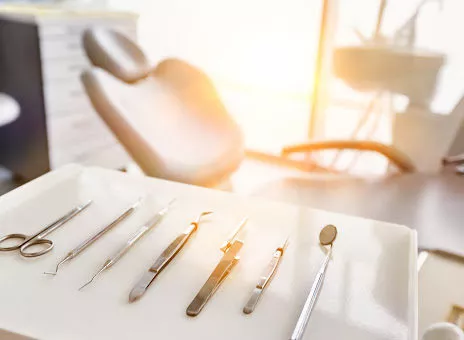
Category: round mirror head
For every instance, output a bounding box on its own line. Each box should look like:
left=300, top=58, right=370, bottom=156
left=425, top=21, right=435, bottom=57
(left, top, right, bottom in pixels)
left=319, top=224, right=337, bottom=246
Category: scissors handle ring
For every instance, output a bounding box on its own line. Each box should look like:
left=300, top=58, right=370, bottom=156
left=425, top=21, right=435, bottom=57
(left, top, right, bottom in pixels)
left=20, top=238, right=54, bottom=257
left=0, top=234, right=28, bottom=251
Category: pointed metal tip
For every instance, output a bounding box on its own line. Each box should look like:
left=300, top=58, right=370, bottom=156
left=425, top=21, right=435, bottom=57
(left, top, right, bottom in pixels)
left=157, top=198, right=177, bottom=215
left=132, top=198, right=143, bottom=209
left=78, top=267, right=103, bottom=291
left=234, top=217, right=248, bottom=236
left=280, top=236, right=290, bottom=252
left=79, top=274, right=98, bottom=291
left=82, top=200, right=93, bottom=208
left=78, top=280, right=91, bottom=291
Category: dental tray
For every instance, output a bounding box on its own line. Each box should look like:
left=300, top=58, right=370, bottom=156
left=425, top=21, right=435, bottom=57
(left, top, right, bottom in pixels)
left=0, top=165, right=417, bottom=340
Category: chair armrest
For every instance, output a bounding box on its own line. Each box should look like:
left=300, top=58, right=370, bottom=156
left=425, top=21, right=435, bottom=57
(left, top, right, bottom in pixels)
left=282, top=140, right=416, bottom=173
left=443, top=154, right=464, bottom=166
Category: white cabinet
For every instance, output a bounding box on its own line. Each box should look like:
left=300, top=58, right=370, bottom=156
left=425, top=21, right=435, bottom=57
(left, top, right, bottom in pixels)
left=36, top=12, right=137, bottom=169
left=0, top=6, right=138, bottom=180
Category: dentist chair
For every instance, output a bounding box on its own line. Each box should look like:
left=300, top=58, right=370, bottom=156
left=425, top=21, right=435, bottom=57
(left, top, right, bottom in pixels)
left=81, top=28, right=244, bottom=187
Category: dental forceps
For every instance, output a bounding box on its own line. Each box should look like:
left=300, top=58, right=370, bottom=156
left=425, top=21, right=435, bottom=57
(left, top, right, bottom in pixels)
left=129, top=211, right=212, bottom=303
left=45, top=199, right=142, bottom=276
left=243, top=237, right=289, bottom=314
left=186, top=217, right=248, bottom=317
left=79, top=199, right=175, bottom=290
left=0, top=201, right=92, bottom=258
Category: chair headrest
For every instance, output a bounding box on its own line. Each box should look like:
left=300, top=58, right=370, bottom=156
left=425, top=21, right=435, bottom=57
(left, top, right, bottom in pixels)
left=83, top=27, right=152, bottom=83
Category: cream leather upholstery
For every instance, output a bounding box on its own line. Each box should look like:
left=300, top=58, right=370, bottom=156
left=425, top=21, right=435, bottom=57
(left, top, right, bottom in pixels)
left=81, top=29, right=243, bottom=187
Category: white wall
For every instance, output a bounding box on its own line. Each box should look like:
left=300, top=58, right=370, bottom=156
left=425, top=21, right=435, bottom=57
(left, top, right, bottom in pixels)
left=109, top=0, right=323, bottom=152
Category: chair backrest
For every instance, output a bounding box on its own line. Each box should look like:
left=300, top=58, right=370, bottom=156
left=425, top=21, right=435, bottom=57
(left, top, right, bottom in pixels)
left=81, top=28, right=244, bottom=186
left=81, top=68, right=170, bottom=178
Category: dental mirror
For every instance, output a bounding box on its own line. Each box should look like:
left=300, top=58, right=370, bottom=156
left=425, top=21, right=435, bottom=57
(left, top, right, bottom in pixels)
left=290, top=224, right=338, bottom=340
left=319, top=224, right=337, bottom=246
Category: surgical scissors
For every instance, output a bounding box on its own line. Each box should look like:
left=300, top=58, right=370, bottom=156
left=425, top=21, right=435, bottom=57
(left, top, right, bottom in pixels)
left=0, top=201, right=92, bottom=258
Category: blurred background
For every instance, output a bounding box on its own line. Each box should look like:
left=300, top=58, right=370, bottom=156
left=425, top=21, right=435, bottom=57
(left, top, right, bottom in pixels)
left=1, top=0, right=463, bottom=184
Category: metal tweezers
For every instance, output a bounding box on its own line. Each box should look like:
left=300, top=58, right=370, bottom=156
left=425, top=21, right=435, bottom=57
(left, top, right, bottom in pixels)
left=129, top=211, right=212, bottom=303
left=243, top=237, right=289, bottom=314
left=186, top=217, right=248, bottom=317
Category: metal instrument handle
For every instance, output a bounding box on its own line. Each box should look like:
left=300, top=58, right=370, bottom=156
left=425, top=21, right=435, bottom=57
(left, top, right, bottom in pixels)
left=150, top=224, right=196, bottom=273
left=34, top=201, right=92, bottom=240
left=105, top=202, right=173, bottom=268
left=70, top=201, right=138, bottom=257
left=127, top=227, right=195, bottom=303
left=187, top=240, right=243, bottom=317
left=243, top=248, right=283, bottom=314
left=107, top=226, right=149, bottom=267
left=290, top=248, right=331, bottom=340
left=257, top=249, right=283, bottom=290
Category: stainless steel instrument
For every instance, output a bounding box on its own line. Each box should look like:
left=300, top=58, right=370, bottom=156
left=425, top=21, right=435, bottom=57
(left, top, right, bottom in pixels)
left=290, top=224, right=338, bottom=340
left=45, top=199, right=142, bottom=276
left=186, top=217, right=248, bottom=317
left=79, top=199, right=175, bottom=290
left=243, top=237, right=289, bottom=314
left=0, top=201, right=92, bottom=258
left=129, top=211, right=212, bottom=303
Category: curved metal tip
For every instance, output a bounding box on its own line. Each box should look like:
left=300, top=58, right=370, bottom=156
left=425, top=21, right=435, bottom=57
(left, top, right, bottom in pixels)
left=43, top=271, right=57, bottom=276
left=43, top=255, right=72, bottom=276
left=194, top=211, right=213, bottom=224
